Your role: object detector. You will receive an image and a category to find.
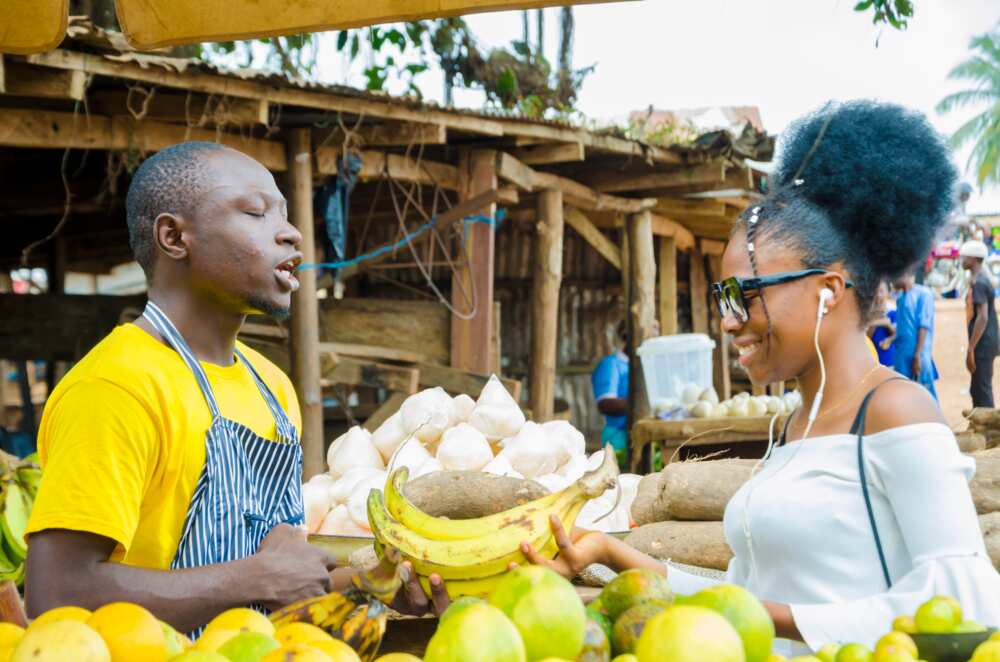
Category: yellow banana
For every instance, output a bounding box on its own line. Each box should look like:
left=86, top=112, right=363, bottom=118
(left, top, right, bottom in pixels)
left=383, top=466, right=569, bottom=541
left=368, top=487, right=580, bottom=580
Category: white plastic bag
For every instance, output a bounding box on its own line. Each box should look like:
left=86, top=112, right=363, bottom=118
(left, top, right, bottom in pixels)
left=372, top=411, right=409, bottom=463
left=326, top=426, right=384, bottom=479
left=451, top=393, right=476, bottom=423
left=541, top=420, right=586, bottom=466
left=500, top=421, right=560, bottom=479
left=318, top=504, right=371, bottom=537
left=469, top=375, right=526, bottom=441
left=346, top=472, right=386, bottom=534
left=436, top=423, right=494, bottom=471
left=400, top=387, right=454, bottom=445
left=328, top=467, right=385, bottom=506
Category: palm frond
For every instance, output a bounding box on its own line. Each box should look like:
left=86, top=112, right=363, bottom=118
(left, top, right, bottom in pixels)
left=950, top=110, right=992, bottom=150
left=946, top=57, right=1000, bottom=88
left=936, top=89, right=1000, bottom=114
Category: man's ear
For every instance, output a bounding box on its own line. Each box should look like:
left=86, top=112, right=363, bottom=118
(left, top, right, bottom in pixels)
left=153, top=212, right=189, bottom=263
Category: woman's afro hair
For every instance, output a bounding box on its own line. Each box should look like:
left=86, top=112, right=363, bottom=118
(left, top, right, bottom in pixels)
left=771, top=100, right=958, bottom=279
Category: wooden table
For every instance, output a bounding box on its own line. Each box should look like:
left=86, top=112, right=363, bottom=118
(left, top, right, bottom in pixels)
left=630, top=415, right=787, bottom=473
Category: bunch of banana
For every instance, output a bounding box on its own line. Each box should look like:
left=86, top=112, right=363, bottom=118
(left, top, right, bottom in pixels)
left=0, top=452, right=41, bottom=587
left=367, top=444, right=620, bottom=599
left=269, top=546, right=402, bottom=662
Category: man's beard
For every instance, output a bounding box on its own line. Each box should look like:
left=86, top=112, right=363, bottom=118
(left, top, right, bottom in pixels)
left=246, top=295, right=290, bottom=321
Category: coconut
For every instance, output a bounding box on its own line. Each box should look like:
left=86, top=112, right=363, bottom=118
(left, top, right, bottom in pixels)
left=346, top=472, right=386, bottom=533
left=302, top=480, right=332, bottom=533
left=451, top=393, right=477, bottom=423
left=501, top=422, right=561, bottom=478
left=558, top=455, right=590, bottom=483
left=328, top=467, right=385, bottom=506
left=372, top=411, right=409, bottom=463
left=400, top=387, right=455, bottom=445
left=469, top=375, right=526, bottom=441
left=318, top=504, right=370, bottom=537
left=542, top=420, right=586, bottom=465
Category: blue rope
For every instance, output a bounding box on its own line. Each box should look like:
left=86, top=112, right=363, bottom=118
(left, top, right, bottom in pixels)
left=297, top=209, right=506, bottom=271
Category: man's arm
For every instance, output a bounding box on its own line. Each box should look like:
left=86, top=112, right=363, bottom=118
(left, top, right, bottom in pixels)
left=26, top=524, right=336, bottom=633
left=912, top=327, right=927, bottom=376
left=596, top=398, right=628, bottom=416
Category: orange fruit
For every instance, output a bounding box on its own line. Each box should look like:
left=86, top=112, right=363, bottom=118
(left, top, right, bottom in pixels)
left=261, top=643, right=332, bottom=662
left=10, top=620, right=110, bottom=662
left=308, top=637, right=362, bottom=661
left=204, top=608, right=275, bottom=637
left=194, top=628, right=241, bottom=652
left=635, top=606, right=744, bottom=662
left=273, top=622, right=334, bottom=646
left=87, top=602, right=166, bottom=662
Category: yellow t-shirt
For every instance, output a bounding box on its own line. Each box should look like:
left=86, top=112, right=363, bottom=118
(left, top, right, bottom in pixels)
left=26, top=323, right=302, bottom=569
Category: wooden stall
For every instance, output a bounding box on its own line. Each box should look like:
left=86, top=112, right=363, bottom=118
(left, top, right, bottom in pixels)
left=0, top=19, right=773, bottom=469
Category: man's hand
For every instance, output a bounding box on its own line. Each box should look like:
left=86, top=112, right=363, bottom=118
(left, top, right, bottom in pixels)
left=390, top=562, right=450, bottom=616
left=912, top=355, right=922, bottom=378
left=967, top=350, right=977, bottom=374
left=519, top=515, right=607, bottom=580
left=250, top=524, right=337, bottom=610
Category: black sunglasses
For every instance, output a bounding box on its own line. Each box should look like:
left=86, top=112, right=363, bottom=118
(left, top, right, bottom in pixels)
left=711, top=269, right=855, bottom=324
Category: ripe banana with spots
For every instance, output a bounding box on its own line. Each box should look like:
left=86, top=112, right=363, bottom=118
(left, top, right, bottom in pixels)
left=368, top=445, right=619, bottom=598
left=269, top=547, right=402, bottom=662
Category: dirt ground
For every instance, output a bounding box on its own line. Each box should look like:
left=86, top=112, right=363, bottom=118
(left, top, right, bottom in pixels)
left=933, top=298, right=997, bottom=430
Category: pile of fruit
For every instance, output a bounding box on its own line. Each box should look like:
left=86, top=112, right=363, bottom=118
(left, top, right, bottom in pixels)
left=0, top=601, right=417, bottom=662
left=304, top=377, right=640, bottom=537
left=655, top=386, right=802, bottom=420
left=775, top=595, right=999, bottom=662
left=0, top=453, right=40, bottom=587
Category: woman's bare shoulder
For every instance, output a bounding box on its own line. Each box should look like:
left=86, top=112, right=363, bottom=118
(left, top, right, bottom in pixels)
left=863, top=376, right=946, bottom=434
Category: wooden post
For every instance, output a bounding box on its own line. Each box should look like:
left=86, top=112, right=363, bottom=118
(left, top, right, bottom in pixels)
left=706, top=253, right=731, bottom=400
left=530, top=189, right=564, bottom=422
left=658, top=236, right=677, bottom=336
left=286, top=128, right=324, bottom=479
left=690, top=245, right=709, bottom=335
left=626, top=211, right=656, bottom=438
left=451, top=149, right=497, bottom=374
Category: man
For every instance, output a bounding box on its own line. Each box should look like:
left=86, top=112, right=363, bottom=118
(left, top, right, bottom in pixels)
left=892, top=272, right=940, bottom=399
left=961, top=240, right=999, bottom=407
left=24, top=142, right=445, bottom=632
left=592, top=320, right=629, bottom=466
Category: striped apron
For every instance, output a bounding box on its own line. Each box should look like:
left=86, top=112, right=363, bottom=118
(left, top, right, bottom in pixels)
left=141, top=301, right=304, bottom=586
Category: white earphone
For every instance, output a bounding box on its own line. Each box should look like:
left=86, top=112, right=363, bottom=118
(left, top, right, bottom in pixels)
left=818, top=287, right=834, bottom=318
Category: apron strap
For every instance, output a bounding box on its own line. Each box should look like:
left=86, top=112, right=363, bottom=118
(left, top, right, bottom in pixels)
left=142, top=301, right=222, bottom=420
left=851, top=376, right=907, bottom=589
left=233, top=347, right=297, bottom=441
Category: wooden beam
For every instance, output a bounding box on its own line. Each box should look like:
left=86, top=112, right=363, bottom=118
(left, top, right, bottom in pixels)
left=0, top=62, right=87, bottom=100
left=648, top=213, right=696, bottom=250
left=707, top=254, right=731, bottom=401
left=530, top=189, right=563, bottom=422
left=318, top=342, right=427, bottom=364
left=512, top=142, right=585, bottom=165
left=317, top=122, right=446, bottom=147
left=451, top=150, right=497, bottom=374
left=654, top=198, right=727, bottom=218
left=593, top=162, right=727, bottom=193
left=700, top=239, right=727, bottom=256
left=286, top=128, right=323, bottom=478
left=496, top=151, right=536, bottom=192
left=316, top=148, right=460, bottom=190
left=626, top=211, right=657, bottom=439
left=338, top=189, right=501, bottom=280
left=0, top=293, right=146, bottom=361
left=90, top=90, right=269, bottom=125
left=363, top=392, right=408, bottom=432
left=417, top=363, right=522, bottom=402
left=533, top=170, right=656, bottom=214
left=564, top=207, right=622, bottom=271
left=0, top=55, right=5, bottom=94
left=659, top=236, right=678, bottom=336
left=0, top=109, right=287, bottom=171
left=690, top=245, right=709, bottom=335
left=321, top=298, right=450, bottom=366
left=321, top=355, right=420, bottom=393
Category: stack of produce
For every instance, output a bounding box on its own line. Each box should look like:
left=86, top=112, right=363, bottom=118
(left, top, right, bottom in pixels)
left=366, top=447, right=621, bottom=599
left=627, top=450, right=1000, bottom=573
left=303, top=376, right=641, bottom=538
left=656, top=387, right=801, bottom=420
left=798, top=595, right=1000, bottom=662
left=0, top=452, right=40, bottom=587
left=963, top=409, right=1000, bottom=451
left=9, top=549, right=402, bottom=662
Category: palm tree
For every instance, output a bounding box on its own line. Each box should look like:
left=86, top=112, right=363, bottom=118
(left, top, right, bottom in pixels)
left=937, top=30, right=1000, bottom=188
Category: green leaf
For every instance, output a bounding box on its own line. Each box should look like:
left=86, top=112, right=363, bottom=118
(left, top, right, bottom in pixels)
left=337, top=31, right=349, bottom=51
left=853, top=0, right=874, bottom=10
left=350, top=34, right=361, bottom=59
left=512, top=40, right=531, bottom=57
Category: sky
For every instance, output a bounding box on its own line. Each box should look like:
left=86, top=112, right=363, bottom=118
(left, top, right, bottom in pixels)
left=316, top=0, right=1000, bottom=214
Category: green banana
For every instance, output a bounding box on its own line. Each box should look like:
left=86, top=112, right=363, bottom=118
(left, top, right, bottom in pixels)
left=2, top=481, right=30, bottom=561
left=383, top=466, right=570, bottom=541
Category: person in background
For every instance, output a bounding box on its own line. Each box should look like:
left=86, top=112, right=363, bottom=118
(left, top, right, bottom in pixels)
left=961, top=240, right=999, bottom=407
left=591, top=320, right=628, bottom=467
left=868, top=281, right=896, bottom=368
left=892, top=271, right=939, bottom=399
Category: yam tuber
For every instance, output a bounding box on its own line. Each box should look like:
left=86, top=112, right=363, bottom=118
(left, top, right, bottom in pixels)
left=982, top=512, right=1000, bottom=571
left=624, top=521, right=734, bottom=571
left=972, top=455, right=1000, bottom=515
left=402, top=470, right=547, bottom=519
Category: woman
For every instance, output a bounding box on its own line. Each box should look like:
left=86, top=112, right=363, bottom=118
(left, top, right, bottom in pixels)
left=524, top=100, right=1000, bottom=653
left=868, top=281, right=896, bottom=368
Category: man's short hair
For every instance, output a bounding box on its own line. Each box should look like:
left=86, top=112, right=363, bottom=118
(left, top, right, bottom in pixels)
left=125, top=141, right=227, bottom=276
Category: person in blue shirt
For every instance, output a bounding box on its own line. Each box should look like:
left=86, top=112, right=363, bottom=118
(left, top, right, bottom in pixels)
left=868, top=280, right=896, bottom=368
left=892, top=272, right=940, bottom=399
left=592, top=320, right=629, bottom=466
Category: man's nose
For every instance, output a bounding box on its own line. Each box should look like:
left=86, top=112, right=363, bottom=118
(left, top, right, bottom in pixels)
left=278, top=220, right=303, bottom=248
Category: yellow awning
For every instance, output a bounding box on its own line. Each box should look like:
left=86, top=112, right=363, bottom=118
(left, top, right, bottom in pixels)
left=114, top=0, right=625, bottom=50
left=0, top=0, right=67, bottom=54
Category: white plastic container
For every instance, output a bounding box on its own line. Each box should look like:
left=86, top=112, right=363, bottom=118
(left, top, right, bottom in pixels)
left=636, top=334, right=716, bottom=407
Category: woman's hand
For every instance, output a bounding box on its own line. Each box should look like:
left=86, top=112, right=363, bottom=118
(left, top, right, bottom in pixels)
left=519, top=515, right=608, bottom=579
left=390, top=561, right=450, bottom=616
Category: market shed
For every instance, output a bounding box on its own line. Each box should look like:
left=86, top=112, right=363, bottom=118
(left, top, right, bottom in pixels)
left=0, top=20, right=774, bottom=476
